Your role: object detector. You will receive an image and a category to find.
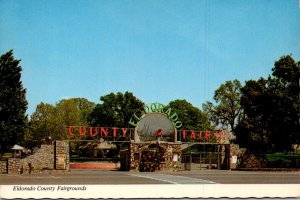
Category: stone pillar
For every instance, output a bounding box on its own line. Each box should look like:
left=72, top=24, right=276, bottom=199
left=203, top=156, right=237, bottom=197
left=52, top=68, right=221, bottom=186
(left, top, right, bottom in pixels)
left=221, top=144, right=230, bottom=170
left=0, top=160, right=8, bottom=174
left=55, top=141, right=70, bottom=170
left=120, top=149, right=131, bottom=171
left=8, top=158, right=21, bottom=174
left=130, top=143, right=140, bottom=170
left=229, top=144, right=239, bottom=169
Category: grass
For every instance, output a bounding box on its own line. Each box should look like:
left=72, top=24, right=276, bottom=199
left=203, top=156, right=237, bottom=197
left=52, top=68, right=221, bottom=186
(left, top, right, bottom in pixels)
left=266, top=152, right=300, bottom=161
left=0, top=153, right=13, bottom=160
left=266, top=152, right=300, bottom=168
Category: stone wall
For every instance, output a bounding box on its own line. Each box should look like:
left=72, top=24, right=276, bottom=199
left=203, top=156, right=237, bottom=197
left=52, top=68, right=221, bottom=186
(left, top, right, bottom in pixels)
left=129, top=141, right=181, bottom=172
left=121, top=142, right=270, bottom=171
left=229, top=144, right=268, bottom=169
left=0, top=160, right=7, bottom=174
left=125, top=142, right=233, bottom=171
left=3, top=141, right=70, bottom=174
left=239, top=154, right=267, bottom=168
left=21, top=145, right=54, bottom=174
left=229, top=144, right=247, bottom=169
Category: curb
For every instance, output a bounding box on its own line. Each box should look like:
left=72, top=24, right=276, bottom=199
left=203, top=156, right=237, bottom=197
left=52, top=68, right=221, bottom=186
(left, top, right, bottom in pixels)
left=233, top=168, right=300, bottom=171
left=70, top=163, right=118, bottom=169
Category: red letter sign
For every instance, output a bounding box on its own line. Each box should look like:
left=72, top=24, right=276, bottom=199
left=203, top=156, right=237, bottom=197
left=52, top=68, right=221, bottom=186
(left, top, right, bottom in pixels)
left=90, top=127, right=98, bottom=137
left=190, top=130, right=196, bottom=140
left=182, top=130, right=187, bottom=139
left=79, top=127, right=87, bottom=136
left=205, top=131, right=211, bottom=140
left=122, top=128, right=128, bottom=137
left=68, top=126, right=75, bottom=137
left=100, top=128, right=108, bottom=137
left=112, top=127, right=117, bottom=137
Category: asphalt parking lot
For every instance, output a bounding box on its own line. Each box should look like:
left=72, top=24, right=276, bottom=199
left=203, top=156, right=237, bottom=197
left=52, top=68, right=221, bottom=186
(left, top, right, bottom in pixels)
left=1, top=169, right=300, bottom=184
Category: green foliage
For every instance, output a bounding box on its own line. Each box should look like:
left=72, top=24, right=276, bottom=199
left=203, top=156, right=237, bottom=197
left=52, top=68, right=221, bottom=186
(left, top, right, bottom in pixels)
left=266, top=152, right=300, bottom=161
left=167, top=99, right=211, bottom=130
left=203, top=79, right=242, bottom=132
left=87, top=91, right=143, bottom=154
left=272, top=55, right=299, bottom=85
left=56, top=98, right=95, bottom=126
left=0, top=50, right=28, bottom=153
left=236, top=55, right=300, bottom=152
left=27, top=98, right=95, bottom=148
left=88, top=91, right=144, bottom=128
left=266, top=152, right=300, bottom=168
left=27, top=103, right=62, bottom=147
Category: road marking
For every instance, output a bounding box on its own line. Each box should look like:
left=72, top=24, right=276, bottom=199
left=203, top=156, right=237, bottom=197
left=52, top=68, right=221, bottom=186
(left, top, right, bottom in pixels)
left=129, top=173, right=216, bottom=184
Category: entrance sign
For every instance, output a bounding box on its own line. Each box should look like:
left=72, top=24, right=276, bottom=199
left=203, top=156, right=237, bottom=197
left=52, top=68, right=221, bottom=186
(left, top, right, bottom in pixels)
left=68, top=126, right=133, bottom=139
left=129, top=103, right=182, bottom=128
left=134, top=112, right=177, bottom=142
left=178, top=130, right=227, bottom=143
left=64, top=102, right=233, bottom=173
left=66, top=126, right=227, bottom=143
left=66, top=102, right=228, bottom=144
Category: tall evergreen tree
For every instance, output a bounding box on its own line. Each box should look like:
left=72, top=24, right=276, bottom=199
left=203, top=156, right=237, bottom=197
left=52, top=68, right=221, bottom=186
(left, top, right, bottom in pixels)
left=0, top=50, right=28, bottom=153
left=236, top=55, right=300, bottom=152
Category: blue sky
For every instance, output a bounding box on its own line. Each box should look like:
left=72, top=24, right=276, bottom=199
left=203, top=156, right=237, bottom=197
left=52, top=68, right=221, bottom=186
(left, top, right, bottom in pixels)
left=0, top=0, right=299, bottom=115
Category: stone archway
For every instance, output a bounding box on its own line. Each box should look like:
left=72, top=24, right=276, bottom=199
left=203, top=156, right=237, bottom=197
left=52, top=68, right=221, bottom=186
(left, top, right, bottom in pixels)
left=134, top=112, right=177, bottom=142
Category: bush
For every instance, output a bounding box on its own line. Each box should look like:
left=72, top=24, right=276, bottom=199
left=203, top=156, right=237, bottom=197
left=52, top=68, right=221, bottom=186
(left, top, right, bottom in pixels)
left=266, top=152, right=299, bottom=168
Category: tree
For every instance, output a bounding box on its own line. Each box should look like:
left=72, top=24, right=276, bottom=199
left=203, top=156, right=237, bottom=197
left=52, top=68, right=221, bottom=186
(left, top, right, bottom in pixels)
left=167, top=99, right=211, bottom=130
left=87, top=91, right=144, bottom=153
left=27, top=98, right=95, bottom=148
left=235, top=78, right=270, bottom=153
left=27, top=103, right=61, bottom=147
left=0, top=50, right=28, bottom=153
left=88, top=91, right=144, bottom=128
left=269, top=55, right=300, bottom=150
left=56, top=98, right=95, bottom=126
left=236, top=55, right=300, bottom=152
left=56, top=98, right=95, bottom=153
left=203, top=79, right=242, bottom=132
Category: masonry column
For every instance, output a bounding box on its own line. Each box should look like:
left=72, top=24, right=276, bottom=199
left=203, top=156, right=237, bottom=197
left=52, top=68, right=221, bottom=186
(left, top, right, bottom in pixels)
left=8, top=158, right=21, bottom=174
left=55, top=140, right=70, bottom=170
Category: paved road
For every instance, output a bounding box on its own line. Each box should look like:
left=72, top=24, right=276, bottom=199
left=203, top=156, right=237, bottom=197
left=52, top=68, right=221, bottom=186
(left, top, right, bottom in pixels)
left=1, top=169, right=300, bottom=184
left=164, top=170, right=300, bottom=184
